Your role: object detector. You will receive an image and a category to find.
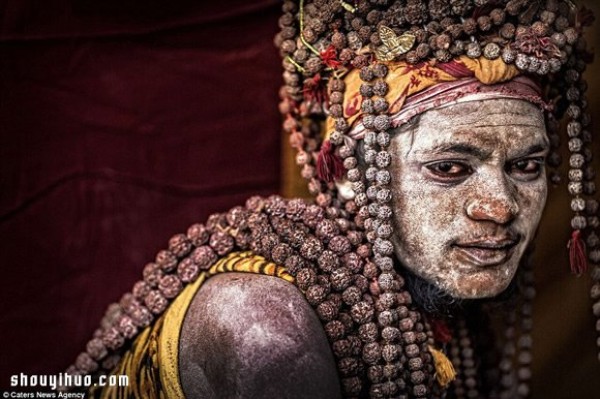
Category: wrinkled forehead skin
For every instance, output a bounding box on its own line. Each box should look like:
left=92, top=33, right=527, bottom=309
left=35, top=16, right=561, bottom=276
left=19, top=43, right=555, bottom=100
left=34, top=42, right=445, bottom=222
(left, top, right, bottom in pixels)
left=388, top=98, right=549, bottom=299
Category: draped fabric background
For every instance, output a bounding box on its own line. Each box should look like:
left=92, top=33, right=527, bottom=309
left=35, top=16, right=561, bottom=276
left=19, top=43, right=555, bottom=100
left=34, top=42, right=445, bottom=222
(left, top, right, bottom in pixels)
left=0, top=0, right=282, bottom=388
left=1, top=1, right=599, bottom=398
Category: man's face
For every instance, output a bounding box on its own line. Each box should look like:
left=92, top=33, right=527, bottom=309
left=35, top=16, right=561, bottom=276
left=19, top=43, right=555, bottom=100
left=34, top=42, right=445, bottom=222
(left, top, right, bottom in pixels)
left=389, top=98, right=549, bottom=299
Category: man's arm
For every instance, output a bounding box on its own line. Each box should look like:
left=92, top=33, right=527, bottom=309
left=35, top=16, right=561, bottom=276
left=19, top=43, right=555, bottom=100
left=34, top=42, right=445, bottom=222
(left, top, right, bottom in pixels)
left=179, top=272, right=342, bottom=399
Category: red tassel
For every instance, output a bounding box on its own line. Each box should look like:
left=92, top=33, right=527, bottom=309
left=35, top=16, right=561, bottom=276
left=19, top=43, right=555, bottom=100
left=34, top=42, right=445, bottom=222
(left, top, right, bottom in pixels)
left=320, top=45, right=342, bottom=69
left=302, top=73, right=327, bottom=104
left=568, top=229, right=588, bottom=276
left=316, top=140, right=344, bottom=183
left=428, top=317, right=452, bottom=344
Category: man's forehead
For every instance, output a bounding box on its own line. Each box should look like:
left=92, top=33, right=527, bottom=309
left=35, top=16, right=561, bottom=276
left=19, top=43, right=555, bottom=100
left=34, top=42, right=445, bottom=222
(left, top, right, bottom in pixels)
left=397, top=102, right=549, bottom=157
left=406, top=124, right=548, bottom=155
left=419, top=98, right=546, bottom=129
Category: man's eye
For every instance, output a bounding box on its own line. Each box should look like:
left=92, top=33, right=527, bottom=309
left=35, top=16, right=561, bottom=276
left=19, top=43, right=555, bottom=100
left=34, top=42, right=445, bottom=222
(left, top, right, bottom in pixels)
left=508, top=158, right=544, bottom=180
left=425, top=161, right=472, bottom=181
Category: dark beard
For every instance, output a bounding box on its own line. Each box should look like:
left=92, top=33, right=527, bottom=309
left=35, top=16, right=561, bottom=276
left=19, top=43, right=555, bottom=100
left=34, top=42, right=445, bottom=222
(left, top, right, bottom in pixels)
left=400, top=265, right=519, bottom=317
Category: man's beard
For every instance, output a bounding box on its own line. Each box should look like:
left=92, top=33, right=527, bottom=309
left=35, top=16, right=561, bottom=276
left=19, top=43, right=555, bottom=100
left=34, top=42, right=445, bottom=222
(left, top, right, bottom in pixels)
left=400, top=263, right=519, bottom=317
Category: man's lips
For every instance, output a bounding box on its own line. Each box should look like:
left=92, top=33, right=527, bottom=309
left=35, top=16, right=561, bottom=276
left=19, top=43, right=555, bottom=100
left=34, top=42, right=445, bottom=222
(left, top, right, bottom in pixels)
left=452, top=236, right=520, bottom=267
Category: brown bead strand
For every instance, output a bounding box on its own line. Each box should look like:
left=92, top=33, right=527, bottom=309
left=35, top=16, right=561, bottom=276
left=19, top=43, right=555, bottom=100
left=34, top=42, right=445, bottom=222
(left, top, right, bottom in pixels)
left=258, top=195, right=368, bottom=398
left=352, top=57, right=437, bottom=399
left=456, top=318, right=480, bottom=399
left=592, top=260, right=600, bottom=363
left=356, top=64, right=407, bottom=399
left=406, top=309, right=436, bottom=398
left=546, top=110, right=562, bottom=184
left=499, top=305, right=518, bottom=399
left=569, top=38, right=600, bottom=364
left=565, top=65, right=589, bottom=252
left=424, top=322, right=446, bottom=399
left=280, top=1, right=334, bottom=204
left=356, top=50, right=435, bottom=399
left=324, top=17, right=375, bottom=399
left=310, top=23, right=375, bottom=392
left=449, top=331, right=466, bottom=399
left=514, top=258, right=535, bottom=399
left=331, top=74, right=362, bottom=219
left=570, top=48, right=599, bottom=233
left=587, top=198, right=600, bottom=363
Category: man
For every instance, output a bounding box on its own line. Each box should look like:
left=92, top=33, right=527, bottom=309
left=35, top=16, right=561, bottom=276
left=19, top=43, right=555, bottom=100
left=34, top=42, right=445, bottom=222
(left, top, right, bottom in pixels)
left=68, top=1, right=598, bottom=398
left=175, top=96, right=548, bottom=399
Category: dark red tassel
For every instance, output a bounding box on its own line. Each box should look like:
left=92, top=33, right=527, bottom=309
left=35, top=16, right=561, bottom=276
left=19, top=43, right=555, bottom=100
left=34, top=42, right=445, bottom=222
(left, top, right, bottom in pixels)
left=320, top=45, right=342, bottom=69
left=428, top=317, right=452, bottom=344
left=317, top=140, right=344, bottom=183
left=568, top=229, right=588, bottom=276
left=302, top=73, right=327, bottom=104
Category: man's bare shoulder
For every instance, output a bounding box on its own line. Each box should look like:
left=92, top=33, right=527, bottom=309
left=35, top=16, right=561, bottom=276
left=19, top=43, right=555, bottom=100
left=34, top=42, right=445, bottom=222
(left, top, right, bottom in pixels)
left=179, top=272, right=342, bottom=399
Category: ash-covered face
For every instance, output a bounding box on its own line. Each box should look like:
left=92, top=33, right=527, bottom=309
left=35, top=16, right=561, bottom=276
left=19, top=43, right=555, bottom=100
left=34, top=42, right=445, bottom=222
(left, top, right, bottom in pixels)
left=389, top=98, right=549, bottom=299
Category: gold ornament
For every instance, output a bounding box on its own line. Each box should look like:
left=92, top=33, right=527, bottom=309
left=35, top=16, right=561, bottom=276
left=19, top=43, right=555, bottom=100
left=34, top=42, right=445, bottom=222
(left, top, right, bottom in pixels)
left=375, top=26, right=416, bottom=62
left=339, top=1, right=356, bottom=13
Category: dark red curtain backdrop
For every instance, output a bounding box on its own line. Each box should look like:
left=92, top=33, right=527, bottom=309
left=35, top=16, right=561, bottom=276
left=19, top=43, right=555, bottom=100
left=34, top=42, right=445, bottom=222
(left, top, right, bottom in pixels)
left=0, top=0, right=281, bottom=387
left=2, top=1, right=600, bottom=398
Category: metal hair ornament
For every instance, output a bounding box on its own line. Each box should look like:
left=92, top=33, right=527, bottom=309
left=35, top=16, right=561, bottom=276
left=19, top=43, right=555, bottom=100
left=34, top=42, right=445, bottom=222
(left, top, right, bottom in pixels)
left=375, top=26, right=416, bottom=62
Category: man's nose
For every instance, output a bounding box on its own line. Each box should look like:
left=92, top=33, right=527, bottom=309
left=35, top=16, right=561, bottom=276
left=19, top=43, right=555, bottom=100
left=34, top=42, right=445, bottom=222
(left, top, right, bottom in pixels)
left=465, top=184, right=519, bottom=225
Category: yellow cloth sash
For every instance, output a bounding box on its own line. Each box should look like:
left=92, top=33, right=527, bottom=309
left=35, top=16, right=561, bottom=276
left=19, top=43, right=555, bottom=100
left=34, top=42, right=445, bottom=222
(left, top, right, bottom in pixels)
left=92, top=251, right=293, bottom=399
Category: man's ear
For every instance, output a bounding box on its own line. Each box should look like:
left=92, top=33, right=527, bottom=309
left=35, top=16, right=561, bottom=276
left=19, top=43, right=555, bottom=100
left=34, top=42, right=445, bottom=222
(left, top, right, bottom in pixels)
left=335, top=178, right=355, bottom=201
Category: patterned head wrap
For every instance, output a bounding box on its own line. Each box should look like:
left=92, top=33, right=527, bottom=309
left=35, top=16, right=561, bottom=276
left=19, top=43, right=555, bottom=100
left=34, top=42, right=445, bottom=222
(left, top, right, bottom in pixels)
left=326, top=56, right=549, bottom=145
